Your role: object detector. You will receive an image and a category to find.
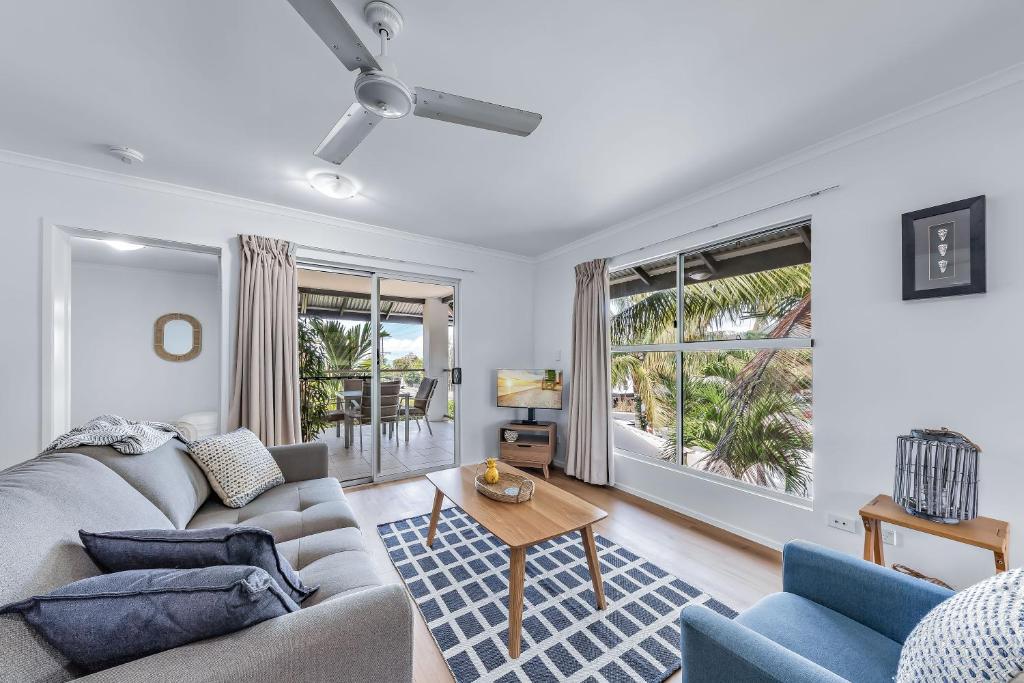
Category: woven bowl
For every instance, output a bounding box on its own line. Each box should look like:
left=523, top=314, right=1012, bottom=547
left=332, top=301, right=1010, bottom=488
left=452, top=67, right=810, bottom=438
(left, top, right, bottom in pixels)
left=503, top=429, right=519, bottom=443
left=475, top=470, right=534, bottom=503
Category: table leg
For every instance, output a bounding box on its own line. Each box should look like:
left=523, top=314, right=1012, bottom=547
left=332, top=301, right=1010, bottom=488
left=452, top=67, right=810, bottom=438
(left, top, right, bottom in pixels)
left=405, top=399, right=410, bottom=443
left=581, top=524, right=606, bottom=609
left=871, top=521, right=885, bottom=567
left=507, top=546, right=526, bottom=659
left=862, top=517, right=875, bottom=563
left=995, top=550, right=1007, bottom=573
left=426, top=488, right=445, bottom=547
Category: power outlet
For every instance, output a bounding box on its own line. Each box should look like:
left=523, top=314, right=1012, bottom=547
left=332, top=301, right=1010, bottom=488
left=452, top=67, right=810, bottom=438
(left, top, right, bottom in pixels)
left=827, top=513, right=857, bottom=534
left=882, top=528, right=900, bottom=546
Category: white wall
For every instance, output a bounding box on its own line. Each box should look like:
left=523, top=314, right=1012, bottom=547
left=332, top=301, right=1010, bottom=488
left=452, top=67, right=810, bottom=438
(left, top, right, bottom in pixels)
left=533, top=78, right=1024, bottom=588
left=0, top=155, right=534, bottom=470
left=70, top=261, right=220, bottom=425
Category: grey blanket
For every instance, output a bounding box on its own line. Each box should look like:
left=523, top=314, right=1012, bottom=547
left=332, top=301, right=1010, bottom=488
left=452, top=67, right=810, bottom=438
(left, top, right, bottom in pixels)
left=44, top=415, right=189, bottom=455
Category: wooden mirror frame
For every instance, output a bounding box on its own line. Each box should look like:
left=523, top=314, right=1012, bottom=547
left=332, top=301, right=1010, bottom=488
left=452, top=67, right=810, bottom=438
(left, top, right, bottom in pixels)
left=154, top=313, right=202, bottom=362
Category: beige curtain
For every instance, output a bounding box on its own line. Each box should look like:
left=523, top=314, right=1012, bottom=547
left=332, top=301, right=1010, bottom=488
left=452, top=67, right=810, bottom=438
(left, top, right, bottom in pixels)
left=565, top=258, right=614, bottom=485
left=228, top=235, right=301, bottom=445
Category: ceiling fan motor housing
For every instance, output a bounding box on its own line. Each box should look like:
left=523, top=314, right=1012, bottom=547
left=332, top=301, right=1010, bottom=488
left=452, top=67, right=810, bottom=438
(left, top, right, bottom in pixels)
left=354, top=70, right=413, bottom=118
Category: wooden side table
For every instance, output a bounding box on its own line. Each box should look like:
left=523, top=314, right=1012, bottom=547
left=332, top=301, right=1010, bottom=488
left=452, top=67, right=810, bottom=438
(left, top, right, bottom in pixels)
left=499, top=422, right=555, bottom=478
left=859, top=494, right=1009, bottom=574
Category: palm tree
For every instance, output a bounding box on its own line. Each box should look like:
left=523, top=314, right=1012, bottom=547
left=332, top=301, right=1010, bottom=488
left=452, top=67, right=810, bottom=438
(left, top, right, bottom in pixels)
left=612, top=264, right=810, bottom=344
left=680, top=350, right=812, bottom=495
left=610, top=264, right=813, bottom=492
left=309, top=319, right=382, bottom=370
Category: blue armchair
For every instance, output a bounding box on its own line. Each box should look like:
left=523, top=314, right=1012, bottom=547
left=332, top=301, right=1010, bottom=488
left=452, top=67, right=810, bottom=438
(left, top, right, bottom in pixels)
left=680, top=540, right=953, bottom=682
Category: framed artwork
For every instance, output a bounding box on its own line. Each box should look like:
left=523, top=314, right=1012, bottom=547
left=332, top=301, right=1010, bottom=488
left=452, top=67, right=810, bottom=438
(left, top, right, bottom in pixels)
left=902, top=195, right=985, bottom=300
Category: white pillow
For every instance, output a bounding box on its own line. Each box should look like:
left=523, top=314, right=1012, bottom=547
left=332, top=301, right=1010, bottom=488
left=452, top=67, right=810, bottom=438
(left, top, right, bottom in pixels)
left=188, top=428, right=284, bottom=508
left=897, top=568, right=1024, bottom=683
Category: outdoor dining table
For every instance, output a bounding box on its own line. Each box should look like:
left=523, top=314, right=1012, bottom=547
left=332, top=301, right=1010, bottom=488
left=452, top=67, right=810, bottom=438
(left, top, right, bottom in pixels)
left=336, top=389, right=413, bottom=447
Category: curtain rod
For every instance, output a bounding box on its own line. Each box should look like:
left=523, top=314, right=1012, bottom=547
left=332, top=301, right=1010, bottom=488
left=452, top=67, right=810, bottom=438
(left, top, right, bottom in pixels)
left=290, top=243, right=476, bottom=274
left=607, top=184, right=839, bottom=265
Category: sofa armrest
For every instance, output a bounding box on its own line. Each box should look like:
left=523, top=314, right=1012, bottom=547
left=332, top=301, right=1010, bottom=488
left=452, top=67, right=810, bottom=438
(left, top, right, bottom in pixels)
left=782, top=540, right=953, bottom=644
left=268, top=442, right=329, bottom=482
left=681, top=604, right=846, bottom=683
left=78, top=583, right=413, bottom=682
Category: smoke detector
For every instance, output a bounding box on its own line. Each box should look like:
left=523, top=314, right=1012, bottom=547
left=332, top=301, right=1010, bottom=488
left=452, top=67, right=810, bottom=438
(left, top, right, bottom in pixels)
left=107, top=146, right=145, bottom=164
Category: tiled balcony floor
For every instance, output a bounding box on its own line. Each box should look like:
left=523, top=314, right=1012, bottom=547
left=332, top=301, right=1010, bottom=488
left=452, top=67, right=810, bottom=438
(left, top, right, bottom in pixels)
left=315, top=417, right=455, bottom=484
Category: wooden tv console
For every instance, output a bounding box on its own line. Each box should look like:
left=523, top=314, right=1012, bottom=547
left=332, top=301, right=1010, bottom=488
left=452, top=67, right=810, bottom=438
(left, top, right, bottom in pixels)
left=499, top=422, right=556, bottom=478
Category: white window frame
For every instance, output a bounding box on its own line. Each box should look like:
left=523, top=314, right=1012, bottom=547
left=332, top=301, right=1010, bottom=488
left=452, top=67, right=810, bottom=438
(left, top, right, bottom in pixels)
left=610, top=229, right=813, bottom=504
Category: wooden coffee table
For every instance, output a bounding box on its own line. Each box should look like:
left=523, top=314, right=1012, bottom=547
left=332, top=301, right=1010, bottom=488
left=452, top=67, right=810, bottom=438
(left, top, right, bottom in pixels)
left=425, top=462, right=608, bottom=658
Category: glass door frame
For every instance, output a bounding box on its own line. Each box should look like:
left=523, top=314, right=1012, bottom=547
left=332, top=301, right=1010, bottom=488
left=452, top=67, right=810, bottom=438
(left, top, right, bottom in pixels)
left=296, top=257, right=461, bottom=485
left=371, top=269, right=461, bottom=483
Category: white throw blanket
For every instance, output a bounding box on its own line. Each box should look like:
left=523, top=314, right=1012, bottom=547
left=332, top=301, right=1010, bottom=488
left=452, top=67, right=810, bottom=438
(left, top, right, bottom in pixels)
left=44, top=415, right=189, bottom=455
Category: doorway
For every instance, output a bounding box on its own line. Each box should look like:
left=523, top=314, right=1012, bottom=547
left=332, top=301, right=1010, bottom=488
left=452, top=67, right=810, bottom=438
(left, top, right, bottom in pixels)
left=42, top=225, right=223, bottom=447
left=297, top=263, right=459, bottom=486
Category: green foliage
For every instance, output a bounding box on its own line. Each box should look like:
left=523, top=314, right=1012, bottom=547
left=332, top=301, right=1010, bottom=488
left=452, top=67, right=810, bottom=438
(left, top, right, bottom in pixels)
left=611, top=264, right=811, bottom=345
left=389, top=352, right=425, bottom=387
left=298, top=318, right=332, bottom=443
left=611, top=264, right=814, bottom=494
left=678, top=350, right=812, bottom=495
left=309, top=319, right=385, bottom=370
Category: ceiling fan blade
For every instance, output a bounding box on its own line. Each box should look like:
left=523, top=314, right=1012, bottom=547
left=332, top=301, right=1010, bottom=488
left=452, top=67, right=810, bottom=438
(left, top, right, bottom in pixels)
left=286, top=0, right=380, bottom=73
left=413, top=87, right=542, bottom=137
left=314, top=103, right=382, bottom=164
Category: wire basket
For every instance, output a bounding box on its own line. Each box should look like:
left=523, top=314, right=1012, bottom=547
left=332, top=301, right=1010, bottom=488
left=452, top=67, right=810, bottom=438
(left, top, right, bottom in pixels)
left=894, top=428, right=979, bottom=524
left=474, top=467, right=534, bottom=503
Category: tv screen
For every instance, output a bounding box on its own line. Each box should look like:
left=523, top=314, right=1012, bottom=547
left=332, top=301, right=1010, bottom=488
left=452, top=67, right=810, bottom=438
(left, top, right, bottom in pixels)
left=497, top=369, right=564, bottom=410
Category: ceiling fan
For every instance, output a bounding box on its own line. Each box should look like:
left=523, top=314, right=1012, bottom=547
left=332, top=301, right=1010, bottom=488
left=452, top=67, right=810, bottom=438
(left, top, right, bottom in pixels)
left=286, top=0, right=543, bottom=165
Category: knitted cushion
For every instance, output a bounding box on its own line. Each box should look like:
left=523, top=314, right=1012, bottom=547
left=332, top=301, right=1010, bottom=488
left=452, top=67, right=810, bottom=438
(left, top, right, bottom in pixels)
left=188, top=429, right=284, bottom=508
left=897, top=568, right=1024, bottom=682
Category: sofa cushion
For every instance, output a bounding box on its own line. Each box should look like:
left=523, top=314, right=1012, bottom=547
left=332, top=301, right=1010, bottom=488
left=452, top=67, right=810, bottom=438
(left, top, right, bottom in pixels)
left=2, top=565, right=299, bottom=674
left=80, top=526, right=318, bottom=604
left=297, top=550, right=383, bottom=608
left=187, top=477, right=358, bottom=542
left=736, top=592, right=902, bottom=683
left=276, top=527, right=367, bottom=569
left=0, top=453, right=174, bottom=683
left=53, top=439, right=210, bottom=528
left=188, top=428, right=285, bottom=508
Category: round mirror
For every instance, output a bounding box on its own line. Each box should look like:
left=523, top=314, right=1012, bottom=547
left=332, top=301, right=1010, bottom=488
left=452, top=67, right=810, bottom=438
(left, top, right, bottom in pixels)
left=154, top=313, right=201, bottom=362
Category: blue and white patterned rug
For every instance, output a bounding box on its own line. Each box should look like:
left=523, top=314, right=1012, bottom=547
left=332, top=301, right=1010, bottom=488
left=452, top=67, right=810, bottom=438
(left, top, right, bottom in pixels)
left=378, top=506, right=737, bottom=683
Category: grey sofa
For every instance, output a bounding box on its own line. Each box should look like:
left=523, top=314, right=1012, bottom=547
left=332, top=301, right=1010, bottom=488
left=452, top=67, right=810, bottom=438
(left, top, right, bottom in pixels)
left=0, top=439, right=413, bottom=682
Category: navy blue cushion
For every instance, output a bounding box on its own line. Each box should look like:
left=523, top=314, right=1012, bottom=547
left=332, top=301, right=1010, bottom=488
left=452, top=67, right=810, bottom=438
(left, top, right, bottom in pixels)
left=736, top=592, right=902, bottom=683
left=79, top=526, right=317, bottom=603
left=0, top=565, right=299, bottom=673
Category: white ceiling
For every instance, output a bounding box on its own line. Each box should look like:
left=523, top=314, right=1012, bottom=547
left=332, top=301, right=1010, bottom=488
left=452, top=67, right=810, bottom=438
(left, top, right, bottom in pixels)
left=71, top=237, right=219, bottom=275
left=2, top=2, right=1023, bottom=257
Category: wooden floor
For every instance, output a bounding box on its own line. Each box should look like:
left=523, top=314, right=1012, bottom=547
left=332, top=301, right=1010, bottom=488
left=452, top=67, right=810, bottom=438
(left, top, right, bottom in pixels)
left=345, top=467, right=782, bottom=683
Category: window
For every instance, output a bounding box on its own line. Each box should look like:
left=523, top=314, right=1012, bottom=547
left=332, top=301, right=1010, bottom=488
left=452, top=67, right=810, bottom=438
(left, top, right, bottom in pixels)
left=610, top=223, right=813, bottom=498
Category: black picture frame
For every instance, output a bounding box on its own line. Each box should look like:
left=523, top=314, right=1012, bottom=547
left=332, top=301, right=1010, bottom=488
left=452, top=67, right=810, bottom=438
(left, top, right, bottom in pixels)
left=902, top=195, right=985, bottom=300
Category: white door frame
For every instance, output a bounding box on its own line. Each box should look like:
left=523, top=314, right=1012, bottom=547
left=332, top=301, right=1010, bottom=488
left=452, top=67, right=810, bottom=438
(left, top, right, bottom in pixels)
left=40, top=223, right=222, bottom=448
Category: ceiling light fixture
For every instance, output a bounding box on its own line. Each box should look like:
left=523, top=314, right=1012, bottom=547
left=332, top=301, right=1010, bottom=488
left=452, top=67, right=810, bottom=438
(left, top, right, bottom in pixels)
left=310, top=172, right=359, bottom=199
left=107, top=145, right=145, bottom=164
left=687, top=268, right=713, bottom=281
left=104, top=239, right=146, bottom=252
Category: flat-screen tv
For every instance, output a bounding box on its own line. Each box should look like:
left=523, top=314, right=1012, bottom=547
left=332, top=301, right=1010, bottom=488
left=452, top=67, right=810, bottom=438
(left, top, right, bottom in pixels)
left=497, top=369, right=563, bottom=423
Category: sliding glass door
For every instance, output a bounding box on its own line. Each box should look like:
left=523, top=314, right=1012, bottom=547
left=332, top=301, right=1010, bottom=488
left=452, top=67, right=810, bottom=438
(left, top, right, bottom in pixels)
left=373, top=273, right=457, bottom=480
left=297, top=262, right=459, bottom=486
